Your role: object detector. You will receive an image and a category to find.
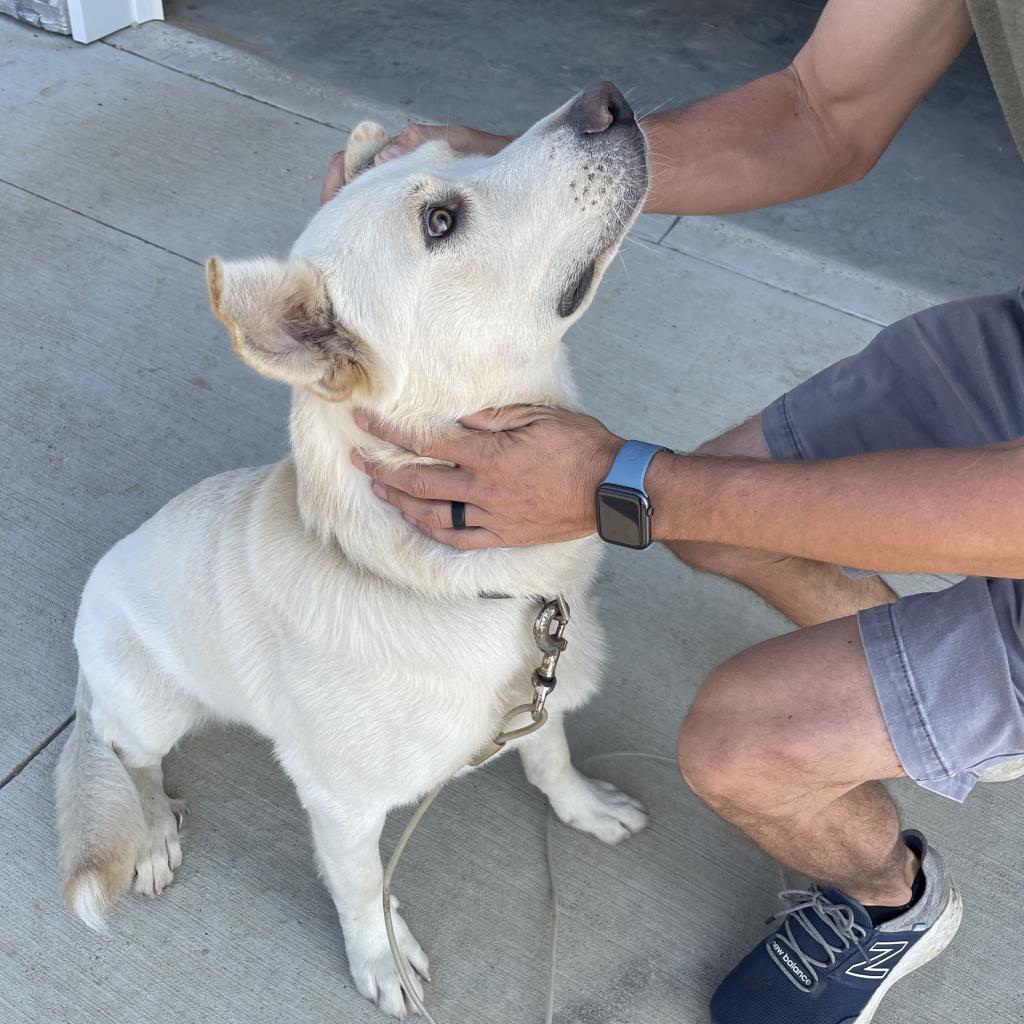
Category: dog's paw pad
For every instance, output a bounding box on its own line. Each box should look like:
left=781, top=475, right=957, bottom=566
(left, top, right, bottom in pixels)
left=553, top=775, right=650, bottom=845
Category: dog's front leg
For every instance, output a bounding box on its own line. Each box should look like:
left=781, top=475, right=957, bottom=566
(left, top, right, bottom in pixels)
left=518, top=714, right=650, bottom=845
left=304, top=798, right=429, bottom=1019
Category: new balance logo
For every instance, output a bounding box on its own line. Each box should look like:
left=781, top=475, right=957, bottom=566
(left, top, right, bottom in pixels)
left=845, top=941, right=909, bottom=980
left=768, top=940, right=814, bottom=988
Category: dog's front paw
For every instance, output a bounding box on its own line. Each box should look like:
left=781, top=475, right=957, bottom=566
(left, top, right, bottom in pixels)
left=346, top=899, right=430, bottom=1020
left=132, top=796, right=187, bottom=897
left=550, top=774, right=650, bottom=845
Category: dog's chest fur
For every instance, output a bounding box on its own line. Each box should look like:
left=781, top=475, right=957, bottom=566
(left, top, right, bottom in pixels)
left=76, top=460, right=604, bottom=804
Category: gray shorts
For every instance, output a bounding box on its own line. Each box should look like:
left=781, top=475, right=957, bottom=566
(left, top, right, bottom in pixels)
left=761, top=285, right=1024, bottom=801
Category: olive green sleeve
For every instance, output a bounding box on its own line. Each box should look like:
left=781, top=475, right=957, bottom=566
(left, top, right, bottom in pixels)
left=967, top=0, right=1024, bottom=159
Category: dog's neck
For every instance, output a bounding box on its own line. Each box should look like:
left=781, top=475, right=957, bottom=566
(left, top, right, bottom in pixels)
left=287, top=376, right=601, bottom=600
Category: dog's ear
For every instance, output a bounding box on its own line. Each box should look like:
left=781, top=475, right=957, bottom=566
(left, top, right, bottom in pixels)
left=344, top=121, right=391, bottom=183
left=206, top=256, right=370, bottom=401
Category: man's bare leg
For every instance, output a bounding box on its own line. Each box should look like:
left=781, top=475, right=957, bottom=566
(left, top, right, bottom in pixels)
left=678, top=615, right=916, bottom=906
left=666, top=417, right=897, bottom=627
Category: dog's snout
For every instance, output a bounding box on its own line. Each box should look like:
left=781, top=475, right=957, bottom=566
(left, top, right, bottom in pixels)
left=566, top=81, right=635, bottom=135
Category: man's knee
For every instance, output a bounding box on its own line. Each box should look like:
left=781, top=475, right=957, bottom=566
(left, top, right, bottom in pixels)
left=677, top=651, right=815, bottom=813
left=678, top=659, right=764, bottom=809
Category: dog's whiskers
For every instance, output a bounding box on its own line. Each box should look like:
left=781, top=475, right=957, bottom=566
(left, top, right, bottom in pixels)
left=616, top=250, right=632, bottom=282
left=621, top=234, right=655, bottom=255
left=637, top=96, right=676, bottom=122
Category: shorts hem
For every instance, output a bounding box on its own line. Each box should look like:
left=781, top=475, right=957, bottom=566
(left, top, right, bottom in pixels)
left=760, top=394, right=803, bottom=462
left=858, top=603, right=978, bottom=803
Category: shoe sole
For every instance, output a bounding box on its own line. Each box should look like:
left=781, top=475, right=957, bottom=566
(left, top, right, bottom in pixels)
left=848, top=881, right=964, bottom=1024
left=978, top=756, right=1024, bottom=783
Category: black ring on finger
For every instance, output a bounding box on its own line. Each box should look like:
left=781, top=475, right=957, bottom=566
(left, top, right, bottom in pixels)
left=451, top=500, right=467, bottom=530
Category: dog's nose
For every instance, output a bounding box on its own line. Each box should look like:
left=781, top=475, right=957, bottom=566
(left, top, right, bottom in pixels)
left=566, top=81, right=635, bottom=135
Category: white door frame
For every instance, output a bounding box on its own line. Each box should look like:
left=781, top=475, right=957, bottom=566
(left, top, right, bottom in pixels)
left=67, top=0, right=163, bottom=43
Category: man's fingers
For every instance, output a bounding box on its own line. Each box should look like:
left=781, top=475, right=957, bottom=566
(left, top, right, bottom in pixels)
left=458, top=405, right=547, bottom=432
left=354, top=412, right=423, bottom=455
left=375, top=123, right=515, bottom=166
left=323, top=127, right=426, bottom=201
left=326, top=124, right=513, bottom=204
left=375, top=124, right=443, bottom=165
left=365, top=475, right=501, bottom=548
left=371, top=482, right=487, bottom=532
left=321, top=151, right=347, bottom=206
left=375, top=143, right=406, bottom=164
left=356, top=455, right=473, bottom=502
left=409, top=523, right=504, bottom=550
left=354, top=411, right=481, bottom=463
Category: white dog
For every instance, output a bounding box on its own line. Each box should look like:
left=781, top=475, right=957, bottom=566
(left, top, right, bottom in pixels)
left=56, top=82, right=650, bottom=1018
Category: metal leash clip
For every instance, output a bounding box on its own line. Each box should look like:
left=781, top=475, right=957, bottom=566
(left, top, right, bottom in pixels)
left=466, top=595, right=571, bottom=768
left=530, top=594, right=570, bottom=718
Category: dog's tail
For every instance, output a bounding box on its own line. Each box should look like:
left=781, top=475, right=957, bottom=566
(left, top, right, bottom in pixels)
left=55, top=694, right=146, bottom=930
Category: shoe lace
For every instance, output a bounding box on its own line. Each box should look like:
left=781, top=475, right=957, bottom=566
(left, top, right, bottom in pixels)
left=766, top=885, right=869, bottom=991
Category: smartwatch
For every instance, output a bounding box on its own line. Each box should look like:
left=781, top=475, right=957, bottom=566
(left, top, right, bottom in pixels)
left=595, top=440, right=671, bottom=549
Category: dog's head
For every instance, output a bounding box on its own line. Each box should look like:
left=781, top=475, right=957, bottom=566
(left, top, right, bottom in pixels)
left=208, top=82, right=648, bottom=417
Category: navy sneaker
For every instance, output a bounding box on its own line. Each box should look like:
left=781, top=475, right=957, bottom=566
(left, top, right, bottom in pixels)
left=710, top=832, right=962, bottom=1024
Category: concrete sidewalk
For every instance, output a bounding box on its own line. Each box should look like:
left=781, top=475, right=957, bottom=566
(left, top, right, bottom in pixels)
left=1, top=7, right=1023, bottom=1023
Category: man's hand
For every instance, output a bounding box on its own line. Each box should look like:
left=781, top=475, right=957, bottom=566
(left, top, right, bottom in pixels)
left=351, top=406, right=622, bottom=549
left=321, top=123, right=515, bottom=205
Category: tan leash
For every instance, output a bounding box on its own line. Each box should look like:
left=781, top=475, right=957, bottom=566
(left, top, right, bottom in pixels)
left=381, top=604, right=776, bottom=1023
left=382, top=596, right=571, bottom=1023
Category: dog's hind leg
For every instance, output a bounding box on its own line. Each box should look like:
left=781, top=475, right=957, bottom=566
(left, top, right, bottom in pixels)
left=518, top=714, right=650, bottom=844
left=298, top=789, right=430, bottom=1019
left=98, top=677, right=197, bottom=900
left=57, top=659, right=201, bottom=926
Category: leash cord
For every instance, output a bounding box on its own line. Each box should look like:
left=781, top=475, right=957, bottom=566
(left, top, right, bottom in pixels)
left=382, top=701, right=549, bottom=1024
left=382, top=782, right=445, bottom=1024
left=383, top=749, right=681, bottom=1024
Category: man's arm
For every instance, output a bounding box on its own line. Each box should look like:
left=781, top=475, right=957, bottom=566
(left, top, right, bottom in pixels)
left=646, top=442, right=1024, bottom=578
left=324, top=0, right=972, bottom=213
left=353, top=409, right=1024, bottom=579
left=641, top=0, right=973, bottom=214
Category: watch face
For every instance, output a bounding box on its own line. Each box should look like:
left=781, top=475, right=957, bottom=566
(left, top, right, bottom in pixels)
left=597, top=488, right=649, bottom=548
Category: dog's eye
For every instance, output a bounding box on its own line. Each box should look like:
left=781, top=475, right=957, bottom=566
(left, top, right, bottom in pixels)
left=425, top=206, right=456, bottom=238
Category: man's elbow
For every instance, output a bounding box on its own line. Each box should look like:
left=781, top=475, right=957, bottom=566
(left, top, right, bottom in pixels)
left=785, top=63, right=886, bottom=192
left=809, top=112, right=885, bottom=192
left=837, top=135, right=888, bottom=186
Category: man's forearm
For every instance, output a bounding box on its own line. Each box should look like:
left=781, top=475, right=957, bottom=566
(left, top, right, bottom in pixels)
left=640, top=0, right=972, bottom=217
left=648, top=444, right=1024, bottom=578
left=642, top=69, right=850, bottom=216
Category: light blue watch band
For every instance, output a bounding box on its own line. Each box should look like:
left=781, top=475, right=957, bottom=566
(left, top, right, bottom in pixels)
left=602, top=440, right=669, bottom=492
